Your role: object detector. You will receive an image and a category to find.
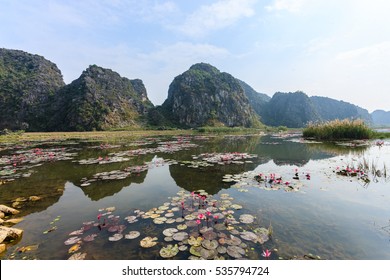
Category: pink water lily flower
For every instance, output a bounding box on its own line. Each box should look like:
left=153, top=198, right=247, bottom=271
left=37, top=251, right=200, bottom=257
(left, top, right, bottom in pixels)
left=196, top=219, right=201, bottom=225
left=262, top=249, right=272, bottom=258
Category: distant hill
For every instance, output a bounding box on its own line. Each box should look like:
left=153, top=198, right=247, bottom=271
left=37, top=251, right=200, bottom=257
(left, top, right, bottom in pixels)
left=311, top=96, right=372, bottom=124
left=0, top=48, right=65, bottom=131
left=0, top=48, right=384, bottom=131
left=237, top=79, right=270, bottom=119
left=371, top=110, right=390, bottom=126
left=261, top=91, right=320, bottom=128
left=161, top=63, right=261, bottom=128
left=51, top=65, right=153, bottom=131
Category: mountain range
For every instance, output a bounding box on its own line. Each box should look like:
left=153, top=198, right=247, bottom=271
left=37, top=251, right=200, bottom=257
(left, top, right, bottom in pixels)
left=0, top=48, right=388, bottom=132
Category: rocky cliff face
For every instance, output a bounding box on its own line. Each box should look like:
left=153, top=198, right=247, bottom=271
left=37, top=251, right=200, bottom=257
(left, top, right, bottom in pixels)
left=161, top=63, right=260, bottom=128
left=52, top=65, right=153, bottom=131
left=311, top=96, right=372, bottom=124
left=261, top=91, right=320, bottom=128
left=238, top=79, right=270, bottom=119
left=0, top=48, right=65, bottom=131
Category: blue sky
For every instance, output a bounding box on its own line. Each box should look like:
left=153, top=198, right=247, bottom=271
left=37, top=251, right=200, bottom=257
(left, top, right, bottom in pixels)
left=1, top=0, right=389, bottom=112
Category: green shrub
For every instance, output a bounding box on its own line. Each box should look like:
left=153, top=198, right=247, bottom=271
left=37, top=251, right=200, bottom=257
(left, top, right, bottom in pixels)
left=303, top=119, right=373, bottom=140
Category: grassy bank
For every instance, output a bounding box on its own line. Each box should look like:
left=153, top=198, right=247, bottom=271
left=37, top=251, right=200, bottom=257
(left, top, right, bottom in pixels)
left=303, top=119, right=390, bottom=140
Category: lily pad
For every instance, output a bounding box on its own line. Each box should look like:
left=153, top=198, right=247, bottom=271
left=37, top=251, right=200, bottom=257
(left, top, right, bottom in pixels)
left=64, top=236, right=81, bottom=245
left=69, top=229, right=84, bottom=236
left=240, top=231, right=258, bottom=242
left=68, top=243, right=81, bottom=254
left=125, top=231, right=140, bottom=240
left=200, top=248, right=218, bottom=259
left=239, top=214, right=255, bottom=224
left=125, top=216, right=138, bottom=223
left=227, top=245, right=246, bottom=259
left=162, top=228, right=178, bottom=237
left=217, top=246, right=227, bottom=254
left=68, top=252, right=87, bottom=260
left=177, top=224, right=187, bottom=230
left=140, top=237, right=158, bottom=248
left=189, top=245, right=202, bottom=257
left=230, top=204, right=243, bottom=210
left=153, top=217, right=167, bottom=224
left=179, top=245, right=188, bottom=251
left=173, top=232, right=188, bottom=241
left=109, top=233, right=123, bottom=241
left=83, top=234, right=98, bottom=242
left=188, top=236, right=203, bottom=246
left=202, top=239, right=218, bottom=250
left=159, top=244, right=179, bottom=258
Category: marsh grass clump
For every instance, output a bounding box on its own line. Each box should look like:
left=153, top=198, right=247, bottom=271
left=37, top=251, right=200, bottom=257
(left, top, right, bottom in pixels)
left=303, top=119, right=373, bottom=140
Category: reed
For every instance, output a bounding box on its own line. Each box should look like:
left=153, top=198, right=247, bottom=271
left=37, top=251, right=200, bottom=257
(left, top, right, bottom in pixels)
left=303, top=119, right=373, bottom=140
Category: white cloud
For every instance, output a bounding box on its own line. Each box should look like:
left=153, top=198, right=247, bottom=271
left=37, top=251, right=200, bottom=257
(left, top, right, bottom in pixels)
left=265, top=0, right=305, bottom=13
left=173, top=0, right=257, bottom=37
left=336, top=42, right=390, bottom=62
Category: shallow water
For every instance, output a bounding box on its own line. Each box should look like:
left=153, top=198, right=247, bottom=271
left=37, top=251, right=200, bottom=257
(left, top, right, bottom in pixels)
left=1, top=134, right=389, bottom=260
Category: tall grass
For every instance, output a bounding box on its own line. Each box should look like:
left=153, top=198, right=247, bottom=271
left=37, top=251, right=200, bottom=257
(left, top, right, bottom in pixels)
left=303, top=119, right=373, bottom=140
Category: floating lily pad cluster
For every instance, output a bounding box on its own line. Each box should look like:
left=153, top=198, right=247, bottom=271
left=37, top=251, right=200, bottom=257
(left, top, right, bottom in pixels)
left=63, top=190, right=273, bottom=260
left=0, top=147, right=77, bottom=182
left=225, top=171, right=306, bottom=193
left=77, top=156, right=131, bottom=165
left=335, top=166, right=370, bottom=184
left=191, top=152, right=257, bottom=165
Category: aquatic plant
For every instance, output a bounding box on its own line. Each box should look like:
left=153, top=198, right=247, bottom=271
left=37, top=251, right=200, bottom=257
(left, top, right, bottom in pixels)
left=303, top=119, right=373, bottom=140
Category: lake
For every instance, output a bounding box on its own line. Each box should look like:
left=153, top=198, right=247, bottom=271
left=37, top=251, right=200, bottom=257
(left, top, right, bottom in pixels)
left=1, top=133, right=389, bottom=260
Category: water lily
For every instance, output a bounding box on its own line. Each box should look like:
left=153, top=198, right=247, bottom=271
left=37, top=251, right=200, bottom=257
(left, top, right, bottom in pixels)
left=262, top=249, right=271, bottom=258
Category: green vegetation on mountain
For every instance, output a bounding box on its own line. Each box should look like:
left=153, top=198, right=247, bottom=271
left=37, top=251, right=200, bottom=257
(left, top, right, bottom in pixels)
left=261, top=91, right=320, bottom=128
left=0, top=48, right=65, bottom=131
left=237, top=79, right=270, bottom=119
left=161, top=63, right=261, bottom=128
left=51, top=65, right=153, bottom=131
left=311, top=96, right=372, bottom=123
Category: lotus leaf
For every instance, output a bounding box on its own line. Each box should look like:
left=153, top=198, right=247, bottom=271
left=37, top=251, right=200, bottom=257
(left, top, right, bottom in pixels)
left=217, top=246, right=227, bottom=254
left=173, top=232, right=188, bottom=241
left=239, top=214, right=255, bottom=224
left=200, top=248, right=218, bottom=259
left=189, top=245, right=202, bottom=257
left=166, top=218, right=175, bottom=224
left=202, top=231, right=217, bottom=240
left=176, top=217, right=185, bottom=223
left=165, top=212, right=174, bottom=218
left=162, top=228, right=178, bottom=237
left=227, top=245, right=245, bottom=259
left=188, top=236, right=203, bottom=246
left=109, top=233, right=123, bottom=241
left=150, top=214, right=160, bottom=219
left=202, top=240, right=218, bottom=250
left=68, top=243, right=81, bottom=254
left=125, top=231, right=140, bottom=239
left=179, top=245, right=188, bottom=251
left=69, top=229, right=84, bottom=236
left=184, top=214, right=196, bottom=220
left=68, top=252, right=87, bottom=260
left=177, top=224, right=187, bottom=230
left=64, top=236, right=81, bottom=245
left=153, top=217, right=167, bottom=224
left=140, top=237, right=158, bottom=248
left=83, top=234, right=97, bottom=242
left=159, top=244, right=179, bottom=258
left=164, top=237, right=173, bottom=242
left=225, top=235, right=242, bottom=246
left=240, top=231, right=258, bottom=242
left=105, top=207, right=115, bottom=212
left=185, top=220, right=197, bottom=227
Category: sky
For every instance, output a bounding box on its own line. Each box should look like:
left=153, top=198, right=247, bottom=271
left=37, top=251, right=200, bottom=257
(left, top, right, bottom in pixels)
left=1, top=0, right=389, bottom=112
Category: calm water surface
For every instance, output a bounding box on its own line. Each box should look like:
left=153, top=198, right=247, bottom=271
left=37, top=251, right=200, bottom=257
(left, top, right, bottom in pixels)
left=1, top=134, right=389, bottom=260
